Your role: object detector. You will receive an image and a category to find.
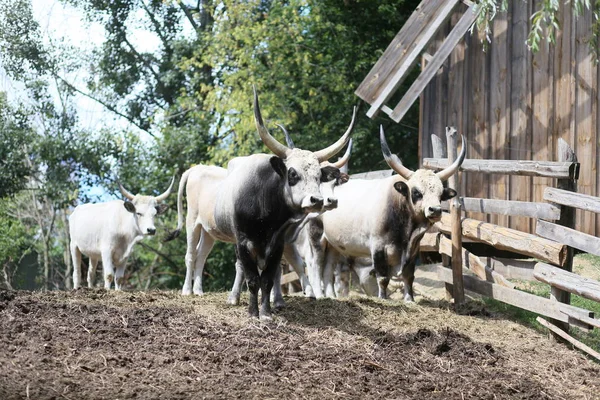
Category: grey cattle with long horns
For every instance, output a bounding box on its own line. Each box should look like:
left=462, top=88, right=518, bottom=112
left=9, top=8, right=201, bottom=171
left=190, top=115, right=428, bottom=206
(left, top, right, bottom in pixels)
left=165, top=86, right=355, bottom=319
left=317, top=126, right=466, bottom=301
left=69, top=178, right=175, bottom=290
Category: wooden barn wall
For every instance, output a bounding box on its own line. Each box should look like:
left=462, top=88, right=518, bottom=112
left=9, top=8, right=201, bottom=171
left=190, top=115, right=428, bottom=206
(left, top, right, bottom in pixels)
left=419, top=1, right=599, bottom=236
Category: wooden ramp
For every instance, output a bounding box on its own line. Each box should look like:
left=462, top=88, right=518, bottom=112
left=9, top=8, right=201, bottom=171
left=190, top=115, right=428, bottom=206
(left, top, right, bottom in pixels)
left=355, top=0, right=480, bottom=122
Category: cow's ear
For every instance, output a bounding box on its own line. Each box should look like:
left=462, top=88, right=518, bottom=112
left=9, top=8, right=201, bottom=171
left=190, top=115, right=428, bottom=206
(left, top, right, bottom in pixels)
left=124, top=201, right=136, bottom=213
left=320, top=166, right=340, bottom=183
left=393, top=181, right=409, bottom=198
left=269, top=156, right=286, bottom=178
left=338, top=172, right=350, bottom=184
left=155, top=203, right=169, bottom=215
left=441, top=187, right=457, bottom=201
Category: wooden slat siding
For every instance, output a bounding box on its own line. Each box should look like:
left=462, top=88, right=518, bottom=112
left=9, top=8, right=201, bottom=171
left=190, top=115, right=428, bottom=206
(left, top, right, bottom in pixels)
left=574, top=10, right=596, bottom=236
left=360, top=0, right=461, bottom=117
left=422, top=158, right=577, bottom=178
left=467, top=24, right=489, bottom=223
left=544, top=187, right=600, bottom=214
left=537, top=220, right=600, bottom=258
left=509, top=0, right=532, bottom=233
left=431, top=25, right=450, bottom=165
left=389, top=5, right=481, bottom=123
left=532, top=0, right=553, bottom=234
left=441, top=197, right=561, bottom=220
left=447, top=7, right=466, bottom=158
left=489, top=11, right=510, bottom=228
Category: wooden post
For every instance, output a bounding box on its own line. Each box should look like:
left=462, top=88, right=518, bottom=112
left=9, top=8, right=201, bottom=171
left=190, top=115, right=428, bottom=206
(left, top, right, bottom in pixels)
left=550, top=138, right=577, bottom=333
left=446, top=127, right=465, bottom=304
left=431, top=134, right=453, bottom=301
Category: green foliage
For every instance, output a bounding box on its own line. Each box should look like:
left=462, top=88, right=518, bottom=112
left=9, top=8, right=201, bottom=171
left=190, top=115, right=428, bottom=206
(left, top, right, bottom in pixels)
left=0, top=94, right=34, bottom=198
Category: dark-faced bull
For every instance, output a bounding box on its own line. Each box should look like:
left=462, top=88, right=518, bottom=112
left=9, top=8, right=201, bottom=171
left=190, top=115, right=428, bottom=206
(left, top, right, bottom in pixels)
left=166, top=87, right=355, bottom=319
left=319, top=126, right=466, bottom=301
left=69, top=179, right=174, bottom=290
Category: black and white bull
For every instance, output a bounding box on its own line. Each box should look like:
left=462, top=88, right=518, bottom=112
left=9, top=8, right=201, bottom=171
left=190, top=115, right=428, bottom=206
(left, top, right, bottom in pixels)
left=69, top=179, right=174, bottom=290
left=165, top=87, right=355, bottom=319
left=318, top=126, right=466, bottom=301
left=229, top=134, right=353, bottom=304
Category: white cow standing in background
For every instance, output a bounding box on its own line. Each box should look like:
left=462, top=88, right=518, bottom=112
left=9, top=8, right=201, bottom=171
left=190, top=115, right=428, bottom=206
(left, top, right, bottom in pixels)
left=69, top=179, right=174, bottom=290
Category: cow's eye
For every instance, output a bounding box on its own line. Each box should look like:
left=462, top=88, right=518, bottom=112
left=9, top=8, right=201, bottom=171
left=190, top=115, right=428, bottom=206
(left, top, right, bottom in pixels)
left=136, top=212, right=142, bottom=217
left=288, top=168, right=300, bottom=186
left=411, top=189, right=423, bottom=203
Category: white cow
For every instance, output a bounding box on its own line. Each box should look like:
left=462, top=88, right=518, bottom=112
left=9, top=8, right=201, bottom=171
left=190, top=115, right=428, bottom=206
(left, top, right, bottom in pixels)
left=69, top=179, right=174, bottom=290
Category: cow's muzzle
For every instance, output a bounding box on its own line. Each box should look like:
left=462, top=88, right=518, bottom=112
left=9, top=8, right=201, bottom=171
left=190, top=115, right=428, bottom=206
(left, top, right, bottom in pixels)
left=322, top=197, right=338, bottom=211
left=146, top=228, right=157, bottom=235
left=301, top=195, right=324, bottom=212
left=426, top=206, right=442, bottom=221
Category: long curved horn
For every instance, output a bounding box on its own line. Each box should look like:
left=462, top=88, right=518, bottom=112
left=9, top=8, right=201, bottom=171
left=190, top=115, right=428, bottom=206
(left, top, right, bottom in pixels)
left=253, top=85, right=290, bottom=158
left=436, top=134, right=466, bottom=181
left=380, top=125, right=414, bottom=180
left=118, top=181, right=136, bottom=201
left=155, top=176, right=176, bottom=202
left=330, top=138, right=353, bottom=169
left=313, top=106, right=357, bottom=162
left=276, top=124, right=295, bottom=149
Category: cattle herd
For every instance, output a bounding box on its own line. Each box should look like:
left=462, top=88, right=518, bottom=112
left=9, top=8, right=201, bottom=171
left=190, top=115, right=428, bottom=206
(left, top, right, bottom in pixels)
left=68, top=87, right=466, bottom=320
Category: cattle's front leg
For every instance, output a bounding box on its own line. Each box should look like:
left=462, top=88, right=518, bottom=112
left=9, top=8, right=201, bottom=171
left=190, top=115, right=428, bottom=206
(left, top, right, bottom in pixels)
left=259, top=245, right=283, bottom=321
left=88, top=258, right=98, bottom=288
left=237, top=244, right=260, bottom=318
left=372, top=249, right=390, bottom=299
left=227, top=260, right=245, bottom=305
left=270, top=263, right=286, bottom=310
left=400, top=259, right=416, bottom=303
left=283, top=244, right=314, bottom=299
left=71, top=244, right=82, bottom=289
left=101, top=250, right=115, bottom=290
left=114, top=262, right=126, bottom=290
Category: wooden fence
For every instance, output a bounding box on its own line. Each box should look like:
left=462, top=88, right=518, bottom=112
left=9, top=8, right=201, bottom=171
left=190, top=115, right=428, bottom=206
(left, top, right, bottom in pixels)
left=422, top=129, right=600, bottom=357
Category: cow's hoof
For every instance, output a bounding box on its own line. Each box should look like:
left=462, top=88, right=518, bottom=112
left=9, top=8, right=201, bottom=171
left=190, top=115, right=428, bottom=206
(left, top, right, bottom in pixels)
left=304, top=286, right=315, bottom=299
left=273, top=298, right=286, bottom=310
left=193, top=290, right=204, bottom=296
left=181, top=289, right=192, bottom=296
left=403, top=295, right=415, bottom=303
left=259, top=312, right=273, bottom=321
left=227, top=294, right=240, bottom=305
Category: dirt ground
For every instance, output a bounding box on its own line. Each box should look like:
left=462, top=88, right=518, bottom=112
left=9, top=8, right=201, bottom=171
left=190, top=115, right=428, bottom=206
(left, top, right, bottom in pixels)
left=1, top=288, right=599, bottom=400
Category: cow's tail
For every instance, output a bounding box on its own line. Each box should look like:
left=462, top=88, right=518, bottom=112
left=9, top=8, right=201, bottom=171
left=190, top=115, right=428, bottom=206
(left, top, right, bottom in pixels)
left=164, top=168, right=191, bottom=242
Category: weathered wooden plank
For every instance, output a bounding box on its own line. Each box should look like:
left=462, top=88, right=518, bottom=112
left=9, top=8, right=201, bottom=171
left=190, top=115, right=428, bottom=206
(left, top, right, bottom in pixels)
left=550, top=139, right=578, bottom=333
left=435, top=265, right=593, bottom=324
left=438, top=235, right=514, bottom=288
left=419, top=232, right=440, bottom=252
left=422, top=158, right=578, bottom=179
left=534, top=262, right=600, bottom=303
left=350, top=170, right=394, bottom=180
left=509, top=0, right=532, bottom=234
left=467, top=22, right=489, bottom=223
left=363, top=0, right=461, bottom=117
left=485, top=257, right=536, bottom=281
left=574, top=8, right=595, bottom=236
left=389, top=5, right=481, bottom=123
left=436, top=214, right=568, bottom=266
left=356, top=0, right=449, bottom=103
left=489, top=10, right=510, bottom=228
left=536, top=220, right=600, bottom=258
left=446, top=128, right=465, bottom=304
left=544, top=187, right=600, bottom=214
left=280, top=271, right=299, bottom=286
left=442, top=197, right=561, bottom=220
left=532, top=0, right=553, bottom=234
left=536, top=317, right=600, bottom=361
left=560, top=309, right=600, bottom=330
